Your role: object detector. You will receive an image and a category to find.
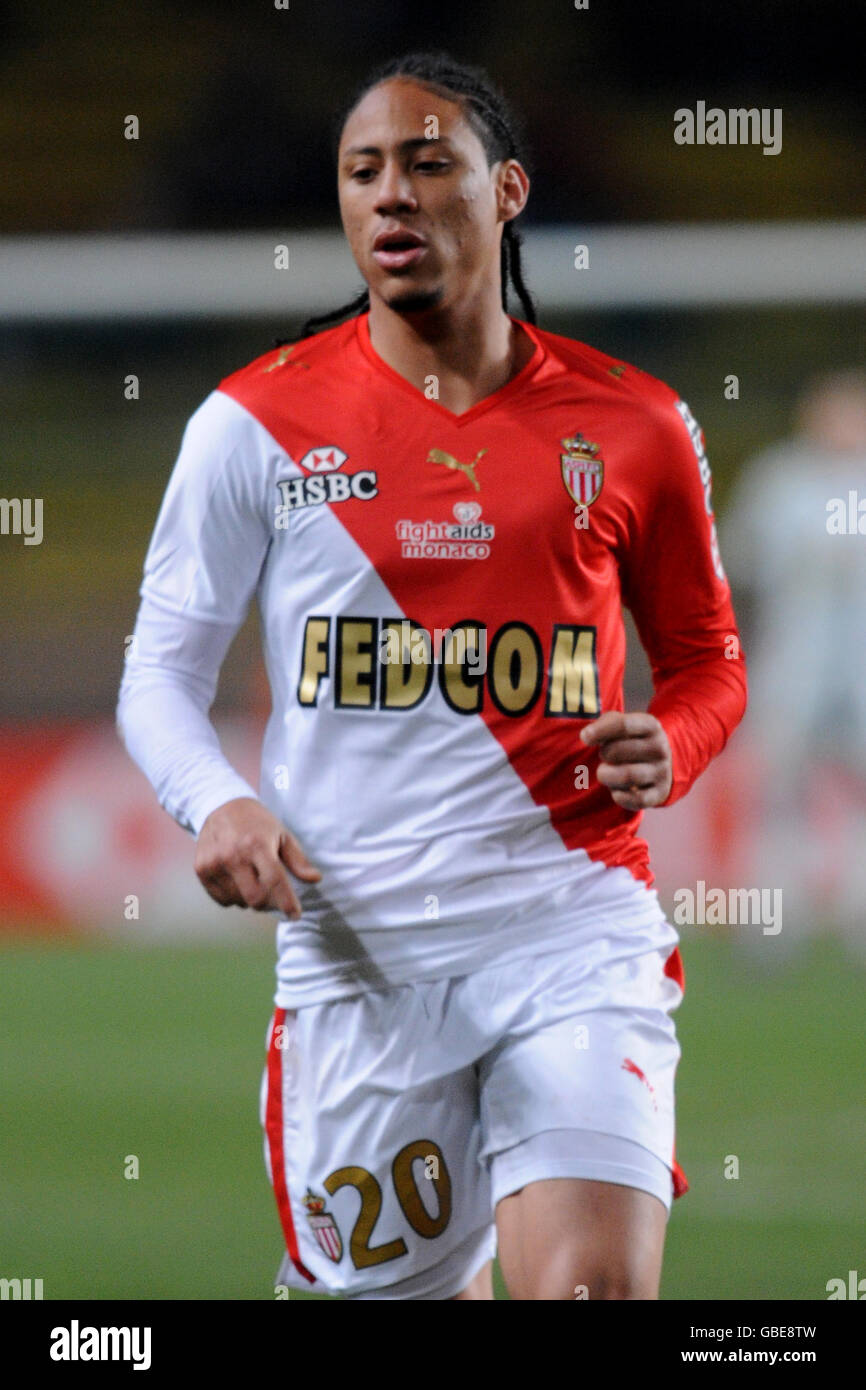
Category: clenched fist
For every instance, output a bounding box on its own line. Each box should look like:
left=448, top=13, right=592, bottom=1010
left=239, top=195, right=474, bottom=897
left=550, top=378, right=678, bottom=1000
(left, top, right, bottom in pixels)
left=580, top=712, right=673, bottom=811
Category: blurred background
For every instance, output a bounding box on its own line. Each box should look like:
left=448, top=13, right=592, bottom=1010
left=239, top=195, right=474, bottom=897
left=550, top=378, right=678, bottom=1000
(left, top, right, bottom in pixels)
left=1, top=0, right=864, bottom=1300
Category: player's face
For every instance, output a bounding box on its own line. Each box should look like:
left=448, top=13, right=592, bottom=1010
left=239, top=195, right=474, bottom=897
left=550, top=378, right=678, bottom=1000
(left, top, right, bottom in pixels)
left=338, top=78, right=517, bottom=316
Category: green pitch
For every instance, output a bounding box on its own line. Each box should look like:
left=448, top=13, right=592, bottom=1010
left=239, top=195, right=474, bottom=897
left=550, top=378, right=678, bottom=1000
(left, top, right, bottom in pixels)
left=0, top=934, right=862, bottom=1300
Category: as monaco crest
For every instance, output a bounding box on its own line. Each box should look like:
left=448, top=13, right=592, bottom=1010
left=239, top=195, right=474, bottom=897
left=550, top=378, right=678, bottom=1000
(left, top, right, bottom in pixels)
left=303, top=1189, right=343, bottom=1263
left=560, top=433, right=604, bottom=507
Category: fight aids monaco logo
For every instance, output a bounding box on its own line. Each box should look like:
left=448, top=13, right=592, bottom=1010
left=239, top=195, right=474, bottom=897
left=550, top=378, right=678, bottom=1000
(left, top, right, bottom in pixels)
left=275, top=445, right=377, bottom=524
left=396, top=500, right=496, bottom=560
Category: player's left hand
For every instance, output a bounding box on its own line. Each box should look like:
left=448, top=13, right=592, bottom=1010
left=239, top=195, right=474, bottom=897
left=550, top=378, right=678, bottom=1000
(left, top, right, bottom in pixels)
left=580, top=711, right=673, bottom=810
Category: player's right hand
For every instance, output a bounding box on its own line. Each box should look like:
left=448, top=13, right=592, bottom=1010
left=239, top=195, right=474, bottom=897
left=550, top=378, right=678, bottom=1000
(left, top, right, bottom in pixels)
left=194, top=797, right=321, bottom=919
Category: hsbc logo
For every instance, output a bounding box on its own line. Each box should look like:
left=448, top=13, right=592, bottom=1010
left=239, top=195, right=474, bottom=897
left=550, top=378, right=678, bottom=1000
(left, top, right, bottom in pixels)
left=299, top=446, right=348, bottom=473
left=275, top=445, right=378, bottom=523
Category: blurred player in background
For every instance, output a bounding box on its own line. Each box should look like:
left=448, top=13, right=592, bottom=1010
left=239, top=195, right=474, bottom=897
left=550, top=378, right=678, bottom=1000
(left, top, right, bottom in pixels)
left=117, top=52, right=746, bottom=1299
left=723, top=369, right=866, bottom=960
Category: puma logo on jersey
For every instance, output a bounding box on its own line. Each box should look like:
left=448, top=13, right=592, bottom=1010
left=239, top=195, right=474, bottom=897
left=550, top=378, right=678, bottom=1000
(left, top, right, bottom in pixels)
left=263, top=346, right=294, bottom=372
left=428, top=447, right=487, bottom=492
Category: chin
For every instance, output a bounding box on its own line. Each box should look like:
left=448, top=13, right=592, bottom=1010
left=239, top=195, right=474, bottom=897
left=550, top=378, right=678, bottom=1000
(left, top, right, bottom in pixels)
left=383, top=284, right=446, bottom=315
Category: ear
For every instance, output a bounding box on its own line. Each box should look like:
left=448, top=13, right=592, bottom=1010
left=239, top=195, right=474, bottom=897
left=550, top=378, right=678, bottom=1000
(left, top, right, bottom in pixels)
left=496, top=158, right=530, bottom=224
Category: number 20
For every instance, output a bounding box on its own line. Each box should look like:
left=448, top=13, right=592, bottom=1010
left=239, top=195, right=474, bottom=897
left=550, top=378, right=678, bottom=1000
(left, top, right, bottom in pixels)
left=324, top=1138, right=452, bottom=1269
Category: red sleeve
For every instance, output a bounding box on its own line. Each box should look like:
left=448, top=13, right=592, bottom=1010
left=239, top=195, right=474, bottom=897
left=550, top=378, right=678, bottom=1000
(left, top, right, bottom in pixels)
left=619, top=395, right=747, bottom=805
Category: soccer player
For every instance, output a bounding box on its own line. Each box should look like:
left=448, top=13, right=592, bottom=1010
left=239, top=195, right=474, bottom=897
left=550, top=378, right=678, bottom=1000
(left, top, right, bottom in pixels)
left=117, top=52, right=747, bottom=1300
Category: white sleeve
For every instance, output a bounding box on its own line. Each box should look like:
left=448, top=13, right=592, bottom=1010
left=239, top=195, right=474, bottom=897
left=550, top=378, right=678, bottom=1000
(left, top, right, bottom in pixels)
left=116, top=390, right=274, bottom=835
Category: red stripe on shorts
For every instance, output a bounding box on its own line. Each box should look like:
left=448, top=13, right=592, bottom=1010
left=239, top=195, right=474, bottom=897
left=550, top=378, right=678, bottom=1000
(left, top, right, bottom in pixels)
left=663, top=946, right=685, bottom=992
left=265, top=1007, right=317, bottom=1284
left=665, top=947, right=688, bottom=1196
left=672, top=1156, right=690, bottom=1198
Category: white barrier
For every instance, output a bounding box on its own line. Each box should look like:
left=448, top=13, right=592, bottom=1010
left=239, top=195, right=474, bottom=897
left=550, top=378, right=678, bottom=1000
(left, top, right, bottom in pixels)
left=2, top=222, right=865, bottom=321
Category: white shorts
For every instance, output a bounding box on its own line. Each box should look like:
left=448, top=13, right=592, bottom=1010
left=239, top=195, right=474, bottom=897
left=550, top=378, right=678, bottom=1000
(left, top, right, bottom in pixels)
left=260, top=936, right=687, bottom=1300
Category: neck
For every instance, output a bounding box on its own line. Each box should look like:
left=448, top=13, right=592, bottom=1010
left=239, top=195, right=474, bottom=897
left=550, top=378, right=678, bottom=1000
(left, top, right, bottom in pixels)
left=366, top=281, right=534, bottom=416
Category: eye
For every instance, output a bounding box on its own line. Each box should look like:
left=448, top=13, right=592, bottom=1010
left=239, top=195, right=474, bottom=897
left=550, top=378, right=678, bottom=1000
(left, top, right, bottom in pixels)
left=350, top=167, right=377, bottom=182
left=414, top=160, right=451, bottom=173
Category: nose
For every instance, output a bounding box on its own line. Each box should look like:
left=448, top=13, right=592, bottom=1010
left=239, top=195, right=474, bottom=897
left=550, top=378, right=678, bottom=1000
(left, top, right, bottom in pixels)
left=374, top=158, right=419, bottom=214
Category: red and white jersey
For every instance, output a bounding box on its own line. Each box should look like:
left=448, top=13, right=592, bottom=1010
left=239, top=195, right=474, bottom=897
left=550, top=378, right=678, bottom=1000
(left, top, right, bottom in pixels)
left=118, top=314, right=746, bottom=1005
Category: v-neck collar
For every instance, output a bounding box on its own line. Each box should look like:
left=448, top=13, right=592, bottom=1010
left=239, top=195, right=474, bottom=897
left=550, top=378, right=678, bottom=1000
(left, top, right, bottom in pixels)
left=355, top=312, right=546, bottom=428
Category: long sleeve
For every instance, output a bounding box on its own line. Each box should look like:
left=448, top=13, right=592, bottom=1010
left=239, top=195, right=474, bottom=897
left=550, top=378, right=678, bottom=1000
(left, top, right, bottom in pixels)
left=117, top=390, right=275, bottom=835
left=620, top=397, right=748, bottom=806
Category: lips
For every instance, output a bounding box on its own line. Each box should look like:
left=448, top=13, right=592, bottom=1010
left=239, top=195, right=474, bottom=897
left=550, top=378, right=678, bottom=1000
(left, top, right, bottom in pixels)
left=372, top=227, right=427, bottom=272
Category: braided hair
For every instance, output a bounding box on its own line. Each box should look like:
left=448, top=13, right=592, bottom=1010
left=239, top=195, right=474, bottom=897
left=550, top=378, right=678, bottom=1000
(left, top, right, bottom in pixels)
left=284, top=52, right=535, bottom=343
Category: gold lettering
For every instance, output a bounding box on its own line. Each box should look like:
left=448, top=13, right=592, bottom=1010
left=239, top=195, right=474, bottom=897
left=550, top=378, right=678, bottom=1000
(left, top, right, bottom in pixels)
left=297, top=617, right=330, bottom=705
left=381, top=621, right=432, bottom=709
left=489, top=623, right=542, bottom=714
left=546, top=626, right=599, bottom=716
left=337, top=619, right=376, bottom=707
left=439, top=621, right=484, bottom=712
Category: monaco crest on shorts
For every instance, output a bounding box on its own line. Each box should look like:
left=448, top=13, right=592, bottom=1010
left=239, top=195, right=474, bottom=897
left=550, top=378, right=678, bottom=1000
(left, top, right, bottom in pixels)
left=302, top=1188, right=343, bottom=1262
left=560, top=432, right=604, bottom=507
